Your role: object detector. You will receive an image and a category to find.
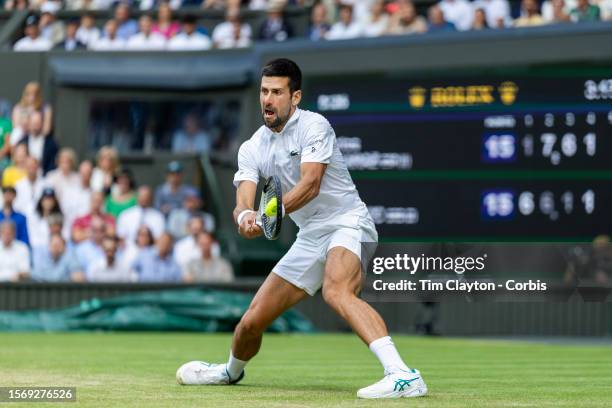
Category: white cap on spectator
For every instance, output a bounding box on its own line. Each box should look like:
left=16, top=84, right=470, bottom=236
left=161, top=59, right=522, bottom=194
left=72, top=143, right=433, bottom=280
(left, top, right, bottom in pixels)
left=41, top=1, right=61, bottom=14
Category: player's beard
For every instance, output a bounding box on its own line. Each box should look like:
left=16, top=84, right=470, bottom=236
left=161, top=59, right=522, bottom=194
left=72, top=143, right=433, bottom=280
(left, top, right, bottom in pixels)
left=262, top=104, right=291, bottom=132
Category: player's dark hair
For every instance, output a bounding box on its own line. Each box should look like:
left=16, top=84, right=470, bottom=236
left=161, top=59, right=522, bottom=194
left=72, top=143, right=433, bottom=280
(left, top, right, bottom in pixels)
left=261, top=58, right=302, bottom=93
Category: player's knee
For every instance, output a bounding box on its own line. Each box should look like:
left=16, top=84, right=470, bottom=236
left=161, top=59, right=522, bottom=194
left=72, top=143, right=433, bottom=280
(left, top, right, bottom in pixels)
left=236, top=312, right=266, bottom=338
left=322, top=283, right=350, bottom=309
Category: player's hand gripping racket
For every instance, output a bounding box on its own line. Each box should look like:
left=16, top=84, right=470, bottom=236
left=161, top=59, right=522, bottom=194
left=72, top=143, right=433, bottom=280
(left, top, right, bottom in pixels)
left=255, top=176, right=283, bottom=240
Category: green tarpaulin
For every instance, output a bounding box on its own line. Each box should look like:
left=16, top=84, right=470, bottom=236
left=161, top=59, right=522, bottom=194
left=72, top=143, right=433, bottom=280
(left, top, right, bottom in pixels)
left=0, top=288, right=314, bottom=333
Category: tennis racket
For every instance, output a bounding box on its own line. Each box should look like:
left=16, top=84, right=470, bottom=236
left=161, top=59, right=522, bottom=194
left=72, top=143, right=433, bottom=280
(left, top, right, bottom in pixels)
left=255, top=176, right=283, bottom=240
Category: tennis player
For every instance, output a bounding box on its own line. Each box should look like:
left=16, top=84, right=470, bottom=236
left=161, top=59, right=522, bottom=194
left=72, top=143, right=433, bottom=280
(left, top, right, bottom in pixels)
left=176, top=58, right=428, bottom=399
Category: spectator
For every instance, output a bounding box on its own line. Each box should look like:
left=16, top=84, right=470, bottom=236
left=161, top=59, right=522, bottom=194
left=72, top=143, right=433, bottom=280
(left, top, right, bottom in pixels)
left=132, top=232, right=182, bottom=282
left=4, top=0, right=30, bottom=10
left=54, top=19, right=86, bottom=51
left=172, top=113, right=212, bottom=153
left=61, top=160, right=93, bottom=230
left=8, top=114, right=28, bottom=149
left=543, top=0, right=572, bottom=22
left=515, top=0, right=546, bottom=26
left=75, top=216, right=107, bottom=269
left=14, top=156, right=44, bottom=217
left=212, top=7, right=252, bottom=49
left=173, top=215, right=204, bottom=270
left=45, top=147, right=80, bottom=207
left=104, top=168, right=137, bottom=218
left=39, top=3, right=65, bottom=46
left=11, top=81, right=53, bottom=139
left=308, top=2, right=331, bottom=40
left=87, top=235, right=134, bottom=282
left=72, top=191, right=115, bottom=243
left=126, top=14, right=167, bottom=50
left=386, top=0, right=428, bottom=35
left=184, top=232, right=233, bottom=283
left=167, top=14, right=212, bottom=51
left=0, top=186, right=30, bottom=246
left=167, top=191, right=215, bottom=239
left=472, top=0, right=511, bottom=28
left=598, top=0, right=612, bottom=20
left=248, top=0, right=268, bottom=10
left=76, top=13, right=101, bottom=47
left=117, top=185, right=165, bottom=242
left=2, top=144, right=28, bottom=188
left=32, top=233, right=84, bottom=282
left=47, top=212, right=66, bottom=242
left=325, top=3, right=363, bottom=40
left=542, top=0, right=576, bottom=19
left=18, top=111, right=59, bottom=175
left=0, top=220, right=30, bottom=282
left=27, top=187, right=62, bottom=248
left=119, top=224, right=154, bottom=271
left=427, top=4, right=456, bottom=31
left=258, top=0, right=294, bottom=42
left=201, top=0, right=226, bottom=10
left=472, top=8, right=490, bottom=29
left=154, top=161, right=198, bottom=217
left=89, top=19, right=126, bottom=51
left=342, top=0, right=376, bottom=24
left=437, top=0, right=473, bottom=31
left=570, top=0, right=601, bottom=21
left=61, top=159, right=94, bottom=227
left=363, top=0, right=389, bottom=37
left=14, top=15, right=52, bottom=52
left=91, top=146, right=119, bottom=193
left=114, top=2, right=139, bottom=40
left=153, top=1, right=180, bottom=39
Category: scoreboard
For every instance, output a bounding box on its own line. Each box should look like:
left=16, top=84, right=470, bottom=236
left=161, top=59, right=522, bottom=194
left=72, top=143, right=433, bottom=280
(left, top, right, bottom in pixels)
left=303, top=69, right=612, bottom=240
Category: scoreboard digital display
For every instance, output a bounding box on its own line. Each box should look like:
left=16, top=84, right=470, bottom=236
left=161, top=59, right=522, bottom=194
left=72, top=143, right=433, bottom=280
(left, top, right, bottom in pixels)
left=304, top=68, right=612, bottom=240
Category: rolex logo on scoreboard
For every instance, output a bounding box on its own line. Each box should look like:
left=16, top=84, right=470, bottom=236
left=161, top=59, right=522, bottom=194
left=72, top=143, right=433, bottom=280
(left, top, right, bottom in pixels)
left=407, top=82, right=519, bottom=109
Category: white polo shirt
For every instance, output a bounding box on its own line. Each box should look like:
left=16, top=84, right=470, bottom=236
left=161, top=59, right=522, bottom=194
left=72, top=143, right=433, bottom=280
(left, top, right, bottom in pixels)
left=13, top=36, right=52, bottom=52
left=125, top=32, right=166, bottom=51
left=89, top=37, right=126, bottom=51
left=0, top=240, right=30, bottom=281
left=116, top=206, right=165, bottom=243
left=233, top=108, right=372, bottom=233
left=167, top=32, right=212, bottom=51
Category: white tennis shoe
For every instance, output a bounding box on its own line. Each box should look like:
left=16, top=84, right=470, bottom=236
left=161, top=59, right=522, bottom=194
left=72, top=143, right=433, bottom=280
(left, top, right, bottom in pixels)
left=176, top=361, right=244, bottom=385
left=357, top=369, right=428, bottom=399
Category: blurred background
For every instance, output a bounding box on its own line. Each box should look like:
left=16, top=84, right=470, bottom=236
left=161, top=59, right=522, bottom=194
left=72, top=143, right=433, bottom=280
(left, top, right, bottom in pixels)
left=0, top=0, right=610, bottom=337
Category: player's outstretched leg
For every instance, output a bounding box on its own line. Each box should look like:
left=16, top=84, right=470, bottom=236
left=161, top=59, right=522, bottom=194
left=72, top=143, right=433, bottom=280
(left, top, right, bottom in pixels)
left=322, top=247, right=428, bottom=399
left=176, top=273, right=307, bottom=385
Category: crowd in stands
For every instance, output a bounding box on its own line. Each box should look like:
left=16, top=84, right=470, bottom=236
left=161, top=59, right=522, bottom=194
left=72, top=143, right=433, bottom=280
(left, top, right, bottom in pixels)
left=6, top=0, right=612, bottom=52
left=0, top=81, right=233, bottom=283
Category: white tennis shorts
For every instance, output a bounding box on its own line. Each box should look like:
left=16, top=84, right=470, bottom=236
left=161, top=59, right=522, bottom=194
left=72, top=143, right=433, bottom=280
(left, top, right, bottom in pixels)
left=272, top=214, right=378, bottom=296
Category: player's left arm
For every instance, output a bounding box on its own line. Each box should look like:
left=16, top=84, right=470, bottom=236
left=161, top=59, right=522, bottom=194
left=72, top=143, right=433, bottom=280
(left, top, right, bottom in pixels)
left=283, top=162, right=327, bottom=214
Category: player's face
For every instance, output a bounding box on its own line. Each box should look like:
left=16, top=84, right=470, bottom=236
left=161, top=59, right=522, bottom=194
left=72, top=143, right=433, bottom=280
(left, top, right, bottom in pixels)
left=260, top=76, right=301, bottom=132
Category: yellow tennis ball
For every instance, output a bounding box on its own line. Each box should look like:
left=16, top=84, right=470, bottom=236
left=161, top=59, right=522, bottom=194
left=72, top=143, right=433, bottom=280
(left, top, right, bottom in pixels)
left=265, top=197, right=277, bottom=217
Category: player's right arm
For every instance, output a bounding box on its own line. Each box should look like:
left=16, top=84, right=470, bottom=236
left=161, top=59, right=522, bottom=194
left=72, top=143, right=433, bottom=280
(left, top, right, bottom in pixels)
left=234, top=180, right=262, bottom=239
left=233, top=139, right=262, bottom=239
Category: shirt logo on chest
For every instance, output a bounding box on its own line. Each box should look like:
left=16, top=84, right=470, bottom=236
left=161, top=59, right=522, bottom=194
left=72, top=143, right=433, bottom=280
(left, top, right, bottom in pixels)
left=290, top=150, right=299, bottom=157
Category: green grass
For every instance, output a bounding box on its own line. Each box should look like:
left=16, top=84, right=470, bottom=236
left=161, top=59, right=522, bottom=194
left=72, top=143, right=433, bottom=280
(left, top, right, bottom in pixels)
left=0, top=333, right=611, bottom=407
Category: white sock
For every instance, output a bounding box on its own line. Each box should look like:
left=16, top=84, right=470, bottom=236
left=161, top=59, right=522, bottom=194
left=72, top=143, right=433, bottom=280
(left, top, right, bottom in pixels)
left=369, top=336, right=410, bottom=375
left=226, top=350, right=247, bottom=380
